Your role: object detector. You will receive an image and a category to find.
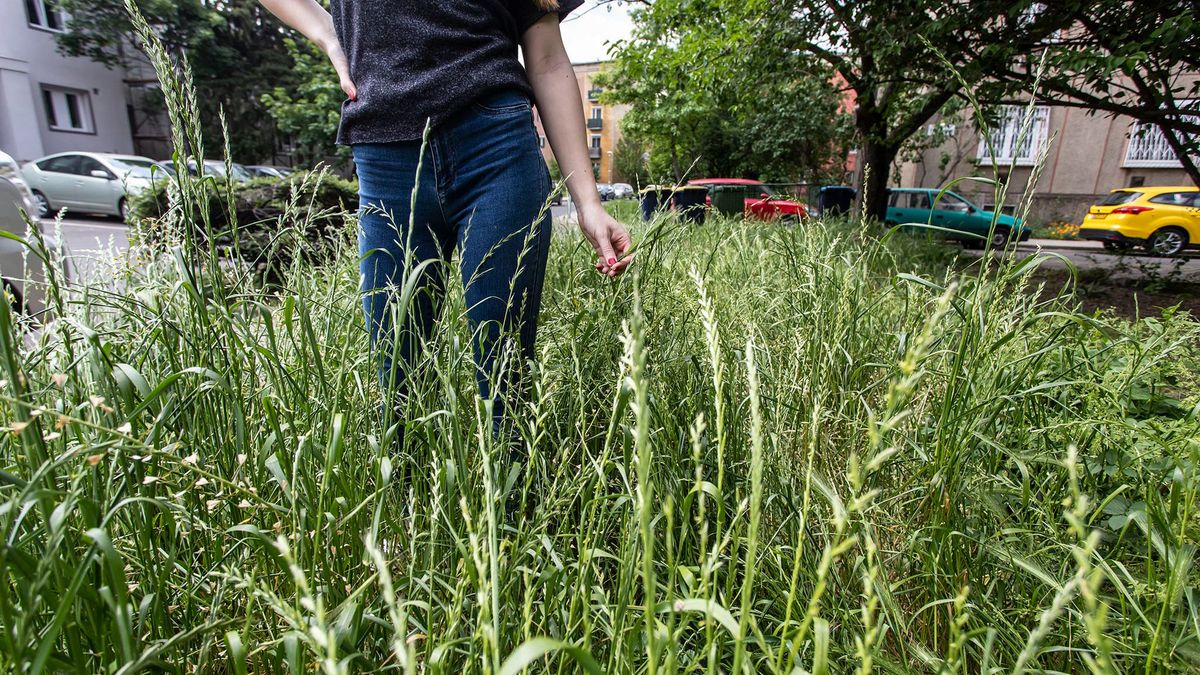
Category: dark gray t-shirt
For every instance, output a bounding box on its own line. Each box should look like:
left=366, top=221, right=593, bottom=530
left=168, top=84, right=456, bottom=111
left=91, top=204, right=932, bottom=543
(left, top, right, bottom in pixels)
left=329, top=0, right=583, bottom=145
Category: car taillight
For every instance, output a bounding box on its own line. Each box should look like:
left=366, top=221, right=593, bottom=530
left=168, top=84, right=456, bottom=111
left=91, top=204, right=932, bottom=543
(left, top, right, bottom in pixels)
left=1112, top=205, right=1153, bottom=215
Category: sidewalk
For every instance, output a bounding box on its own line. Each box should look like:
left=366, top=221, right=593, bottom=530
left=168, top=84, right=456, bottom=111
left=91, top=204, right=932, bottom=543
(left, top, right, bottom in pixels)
left=1018, top=238, right=1101, bottom=251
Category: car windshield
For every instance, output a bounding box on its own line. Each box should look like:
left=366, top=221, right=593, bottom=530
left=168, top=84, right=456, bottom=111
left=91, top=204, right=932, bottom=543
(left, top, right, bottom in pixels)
left=202, top=161, right=251, bottom=181
left=107, top=157, right=156, bottom=178
left=1101, top=191, right=1141, bottom=206
left=751, top=184, right=779, bottom=197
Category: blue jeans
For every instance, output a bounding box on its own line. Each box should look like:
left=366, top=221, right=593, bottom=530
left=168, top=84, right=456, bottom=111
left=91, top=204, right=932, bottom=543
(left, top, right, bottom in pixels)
left=354, top=90, right=553, bottom=428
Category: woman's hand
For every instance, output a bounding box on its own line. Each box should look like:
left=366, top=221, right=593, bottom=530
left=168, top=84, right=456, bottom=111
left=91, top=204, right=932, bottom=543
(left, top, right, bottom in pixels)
left=578, top=203, right=632, bottom=277
left=322, top=38, right=357, bottom=100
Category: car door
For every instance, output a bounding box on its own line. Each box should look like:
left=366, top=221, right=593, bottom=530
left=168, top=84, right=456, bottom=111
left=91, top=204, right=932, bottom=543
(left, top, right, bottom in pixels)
left=894, top=190, right=932, bottom=226
left=74, top=156, right=119, bottom=213
left=931, top=191, right=975, bottom=236
left=1149, top=190, right=1200, bottom=243
left=746, top=184, right=777, bottom=220
left=1187, top=192, right=1200, bottom=242
left=36, top=155, right=84, bottom=209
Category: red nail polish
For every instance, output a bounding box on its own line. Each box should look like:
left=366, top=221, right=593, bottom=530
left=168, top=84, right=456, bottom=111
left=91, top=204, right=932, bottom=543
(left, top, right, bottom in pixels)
left=607, top=257, right=616, bottom=264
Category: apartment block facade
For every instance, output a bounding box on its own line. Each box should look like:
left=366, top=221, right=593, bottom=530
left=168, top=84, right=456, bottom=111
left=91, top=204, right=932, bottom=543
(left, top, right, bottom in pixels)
left=0, top=0, right=135, bottom=162
left=898, top=75, right=1198, bottom=226
left=532, top=61, right=631, bottom=184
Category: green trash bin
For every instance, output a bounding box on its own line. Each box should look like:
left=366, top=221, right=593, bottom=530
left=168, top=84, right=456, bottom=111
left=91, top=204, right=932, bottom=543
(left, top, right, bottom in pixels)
left=710, top=185, right=746, bottom=218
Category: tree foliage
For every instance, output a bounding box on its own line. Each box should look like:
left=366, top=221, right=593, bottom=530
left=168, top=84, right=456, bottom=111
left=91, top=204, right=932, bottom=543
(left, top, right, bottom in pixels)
left=260, top=39, right=349, bottom=167
left=601, top=0, right=853, bottom=186
left=977, top=1, right=1200, bottom=183
left=606, top=0, right=1199, bottom=219
left=54, top=0, right=303, bottom=162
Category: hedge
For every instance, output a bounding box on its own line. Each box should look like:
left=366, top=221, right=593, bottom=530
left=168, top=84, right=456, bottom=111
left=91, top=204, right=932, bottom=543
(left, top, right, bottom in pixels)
left=128, top=170, right=359, bottom=284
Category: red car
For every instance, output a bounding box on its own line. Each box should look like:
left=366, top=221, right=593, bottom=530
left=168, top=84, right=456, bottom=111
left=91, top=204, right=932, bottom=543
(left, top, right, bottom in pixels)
left=688, top=178, right=810, bottom=221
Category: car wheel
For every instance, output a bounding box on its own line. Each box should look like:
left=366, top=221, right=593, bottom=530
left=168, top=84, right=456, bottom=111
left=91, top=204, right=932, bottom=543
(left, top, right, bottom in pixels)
left=119, top=198, right=130, bottom=222
left=989, top=227, right=1012, bottom=248
left=1147, top=227, right=1188, bottom=257
left=32, top=191, right=51, bottom=218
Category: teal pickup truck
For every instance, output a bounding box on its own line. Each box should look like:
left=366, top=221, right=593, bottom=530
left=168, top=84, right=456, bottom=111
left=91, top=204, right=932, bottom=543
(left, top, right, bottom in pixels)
left=886, top=188, right=1031, bottom=247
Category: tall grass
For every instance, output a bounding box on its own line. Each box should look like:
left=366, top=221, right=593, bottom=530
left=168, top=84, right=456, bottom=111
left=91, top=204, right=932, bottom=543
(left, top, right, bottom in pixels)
left=2, top=7, right=1200, bottom=673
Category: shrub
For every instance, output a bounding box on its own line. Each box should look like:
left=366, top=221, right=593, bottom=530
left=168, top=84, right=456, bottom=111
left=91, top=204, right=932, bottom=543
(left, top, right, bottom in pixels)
left=128, top=169, right=359, bottom=283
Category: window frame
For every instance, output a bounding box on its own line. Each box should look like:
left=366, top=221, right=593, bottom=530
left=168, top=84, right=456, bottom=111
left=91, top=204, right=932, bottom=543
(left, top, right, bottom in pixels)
left=25, top=0, right=66, bottom=32
left=1123, top=100, right=1197, bottom=169
left=1148, top=191, right=1200, bottom=207
left=976, top=105, right=1051, bottom=167
left=40, top=85, right=96, bottom=135
left=934, top=192, right=973, bottom=212
left=38, top=154, right=82, bottom=175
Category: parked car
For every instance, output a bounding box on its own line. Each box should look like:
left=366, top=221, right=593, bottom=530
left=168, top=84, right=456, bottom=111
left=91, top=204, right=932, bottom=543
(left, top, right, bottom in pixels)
left=1, top=150, right=65, bottom=317
left=1078, top=186, right=1199, bottom=256
left=245, top=165, right=293, bottom=179
left=687, top=178, right=810, bottom=222
left=885, top=187, right=1031, bottom=247
left=21, top=152, right=159, bottom=220
left=186, top=159, right=254, bottom=183
left=612, top=183, right=635, bottom=199
left=596, top=183, right=615, bottom=201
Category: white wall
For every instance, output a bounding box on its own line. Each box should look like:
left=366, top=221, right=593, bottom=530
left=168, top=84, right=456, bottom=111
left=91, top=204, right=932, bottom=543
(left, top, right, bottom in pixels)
left=0, top=1, right=134, bottom=163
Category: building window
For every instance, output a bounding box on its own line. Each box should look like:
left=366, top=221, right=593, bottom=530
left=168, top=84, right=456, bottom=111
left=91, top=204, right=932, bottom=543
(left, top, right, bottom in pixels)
left=976, top=105, right=1050, bottom=166
left=591, top=107, right=602, bottom=120
left=1123, top=101, right=1197, bottom=168
left=25, top=0, right=65, bottom=31
left=41, top=86, right=94, bottom=133
left=539, top=136, right=545, bottom=148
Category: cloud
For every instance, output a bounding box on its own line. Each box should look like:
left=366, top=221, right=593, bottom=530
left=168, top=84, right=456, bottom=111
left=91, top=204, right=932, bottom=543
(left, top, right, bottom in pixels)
left=560, top=1, right=635, bottom=63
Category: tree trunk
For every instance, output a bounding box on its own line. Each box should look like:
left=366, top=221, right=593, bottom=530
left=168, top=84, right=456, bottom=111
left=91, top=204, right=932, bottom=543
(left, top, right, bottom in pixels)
left=860, top=139, right=898, bottom=222
left=853, top=94, right=900, bottom=222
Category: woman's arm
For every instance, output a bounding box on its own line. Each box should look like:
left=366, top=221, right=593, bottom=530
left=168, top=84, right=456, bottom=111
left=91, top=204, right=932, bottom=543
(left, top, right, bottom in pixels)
left=259, top=0, right=356, bottom=100
left=522, top=14, right=632, bottom=277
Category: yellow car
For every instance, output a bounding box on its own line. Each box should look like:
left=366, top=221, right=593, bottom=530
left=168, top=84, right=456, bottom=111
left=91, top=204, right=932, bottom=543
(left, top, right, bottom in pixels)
left=1079, top=186, right=1200, bottom=256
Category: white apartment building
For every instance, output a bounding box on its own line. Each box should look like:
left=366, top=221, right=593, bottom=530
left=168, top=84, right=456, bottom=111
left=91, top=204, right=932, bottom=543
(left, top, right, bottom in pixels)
left=0, top=0, right=134, bottom=163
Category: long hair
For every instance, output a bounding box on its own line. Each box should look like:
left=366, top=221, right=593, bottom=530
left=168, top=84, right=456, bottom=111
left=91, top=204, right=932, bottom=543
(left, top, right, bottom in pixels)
left=534, top=0, right=559, bottom=9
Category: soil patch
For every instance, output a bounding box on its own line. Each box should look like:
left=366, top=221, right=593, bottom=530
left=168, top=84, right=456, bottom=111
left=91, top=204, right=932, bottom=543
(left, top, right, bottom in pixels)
left=1031, top=268, right=1200, bottom=320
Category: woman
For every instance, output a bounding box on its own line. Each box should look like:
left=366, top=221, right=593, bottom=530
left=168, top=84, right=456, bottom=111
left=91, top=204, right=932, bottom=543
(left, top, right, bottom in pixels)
left=260, top=0, right=632, bottom=429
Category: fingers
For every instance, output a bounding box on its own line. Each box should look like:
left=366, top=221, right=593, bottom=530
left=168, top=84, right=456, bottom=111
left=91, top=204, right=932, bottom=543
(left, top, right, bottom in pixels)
left=592, top=237, right=619, bottom=278
left=340, top=77, right=358, bottom=101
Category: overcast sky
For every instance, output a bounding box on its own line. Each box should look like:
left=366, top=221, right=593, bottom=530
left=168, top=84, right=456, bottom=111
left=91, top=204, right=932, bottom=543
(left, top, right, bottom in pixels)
left=559, top=1, right=636, bottom=64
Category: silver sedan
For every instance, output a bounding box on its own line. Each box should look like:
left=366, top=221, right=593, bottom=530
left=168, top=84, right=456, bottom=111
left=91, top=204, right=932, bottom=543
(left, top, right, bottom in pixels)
left=21, top=151, right=159, bottom=220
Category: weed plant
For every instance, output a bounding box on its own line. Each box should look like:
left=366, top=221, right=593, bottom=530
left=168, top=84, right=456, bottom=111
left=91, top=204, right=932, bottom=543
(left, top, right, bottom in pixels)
left=1, top=6, right=1199, bottom=673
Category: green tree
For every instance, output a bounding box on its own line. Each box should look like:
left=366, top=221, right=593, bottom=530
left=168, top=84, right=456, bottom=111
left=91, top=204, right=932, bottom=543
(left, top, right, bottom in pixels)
left=611, top=133, right=647, bottom=187
left=260, top=39, right=348, bottom=167
left=602, top=2, right=852, bottom=187
left=55, top=0, right=302, bottom=162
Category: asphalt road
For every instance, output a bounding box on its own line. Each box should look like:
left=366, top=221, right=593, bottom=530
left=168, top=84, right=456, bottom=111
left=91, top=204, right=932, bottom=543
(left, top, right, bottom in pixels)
left=1003, top=239, right=1200, bottom=282
left=41, top=215, right=1200, bottom=285
left=40, top=214, right=130, bottom=283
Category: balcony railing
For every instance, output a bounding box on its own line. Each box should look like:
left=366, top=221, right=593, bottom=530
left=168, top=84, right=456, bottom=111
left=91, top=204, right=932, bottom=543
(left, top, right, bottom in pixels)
left=588, top=146, right=601, bottom=159
left=587, top=88, right=603, bottom=101
left=587, top=117, right=603, bottom=131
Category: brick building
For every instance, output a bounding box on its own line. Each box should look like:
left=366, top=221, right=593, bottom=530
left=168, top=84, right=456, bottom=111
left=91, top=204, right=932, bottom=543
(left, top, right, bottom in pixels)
left=532, top=61, right=631, bottom=184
